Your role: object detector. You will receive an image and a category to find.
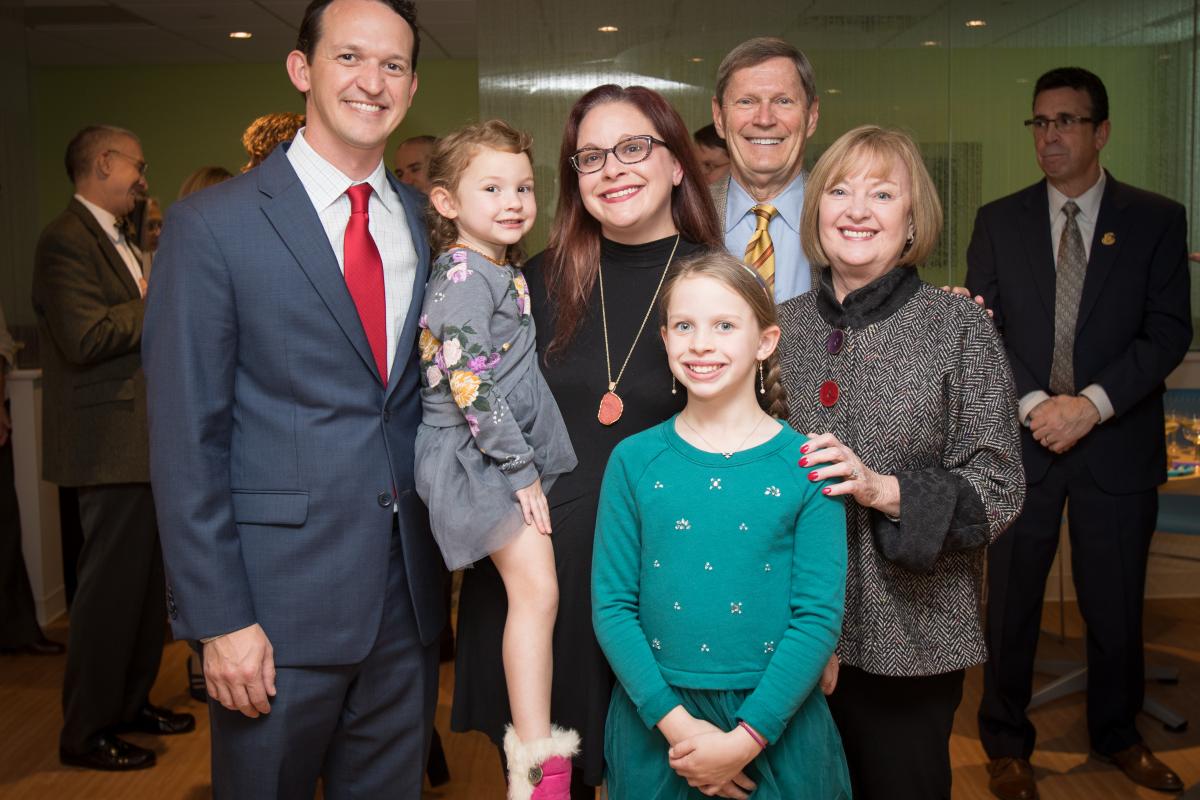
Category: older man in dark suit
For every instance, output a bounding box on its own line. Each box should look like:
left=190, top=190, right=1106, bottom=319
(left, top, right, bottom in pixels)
left=967, top=67, right=1191, bottom=799
left=32, top=124, right=194, bottom=772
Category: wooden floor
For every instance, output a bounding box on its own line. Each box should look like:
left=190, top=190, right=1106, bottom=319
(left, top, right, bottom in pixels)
left=2, top=599, right=1198, bottom=799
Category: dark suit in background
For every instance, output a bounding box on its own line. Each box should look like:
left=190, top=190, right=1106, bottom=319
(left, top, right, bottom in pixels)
left=31, top=198, right=164, bottom=753
left=967, top=172, right=1191, bottom=760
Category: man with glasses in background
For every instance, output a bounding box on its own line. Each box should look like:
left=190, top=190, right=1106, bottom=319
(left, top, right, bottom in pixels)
left=33, top=124, right=195, bottom=772
left=968, top=67, right=1191, bottom=799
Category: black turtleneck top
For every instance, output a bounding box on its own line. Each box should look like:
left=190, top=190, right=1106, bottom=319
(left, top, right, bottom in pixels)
left=526, top=234, right=706, bottom=504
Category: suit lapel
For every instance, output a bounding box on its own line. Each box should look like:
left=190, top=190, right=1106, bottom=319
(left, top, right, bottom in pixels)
left=709, top=178, right=728, bottom=228
left=1076, top=172, right=1126, bottom=333
left=256, top=150, right=381, bottom=382
left=384, top=174, right=431, bottom=400
left=1017, top=182, right=1056, bottom=323
left=69, top=200, right=140, bottom=299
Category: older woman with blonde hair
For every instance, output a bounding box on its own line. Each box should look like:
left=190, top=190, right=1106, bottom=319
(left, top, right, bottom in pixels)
left=776, top=125, right=1025, bottom=800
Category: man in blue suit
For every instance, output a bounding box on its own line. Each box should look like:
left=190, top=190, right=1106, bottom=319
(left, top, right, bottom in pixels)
left=144, top=0, right=445, bottom=795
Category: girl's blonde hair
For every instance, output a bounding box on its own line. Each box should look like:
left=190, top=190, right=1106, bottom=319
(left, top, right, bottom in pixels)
left=800, top=125, right=943, bottom=270
left=659, top=250, right=788, bottom=419
left=426, top=119, right=534, bottom=264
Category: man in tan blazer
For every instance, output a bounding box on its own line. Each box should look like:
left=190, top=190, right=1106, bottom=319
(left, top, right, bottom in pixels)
left=32, top=124, right=193, bottom=772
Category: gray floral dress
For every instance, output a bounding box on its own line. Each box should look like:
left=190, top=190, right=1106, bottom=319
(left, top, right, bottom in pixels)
left=415, top=246, right=577, bottom=570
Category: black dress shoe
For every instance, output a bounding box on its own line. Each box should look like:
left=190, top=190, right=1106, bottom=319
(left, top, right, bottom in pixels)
left=426, top=729, right=450, bottom=787
left=987, top=757, right=1039, bottom=800
left=60, top=734, right=156, bottom=771
left=0, top=635, right=65, bottom=656
left=118, top=704, right=196, bottom=736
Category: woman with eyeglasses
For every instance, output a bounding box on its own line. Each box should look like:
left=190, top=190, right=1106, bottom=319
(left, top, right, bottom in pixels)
left=451, top=84, right=722, bottom=799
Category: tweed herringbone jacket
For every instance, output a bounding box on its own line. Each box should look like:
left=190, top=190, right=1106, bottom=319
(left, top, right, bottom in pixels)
left=778, top=267, right=1025, bottom=676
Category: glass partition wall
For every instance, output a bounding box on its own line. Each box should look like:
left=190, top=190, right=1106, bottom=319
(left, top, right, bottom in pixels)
left=477, top=0, right=1199, bottom=346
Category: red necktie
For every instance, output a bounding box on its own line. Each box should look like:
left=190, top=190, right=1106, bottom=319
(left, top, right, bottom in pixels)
left=344, top=183, right=388, bottom=383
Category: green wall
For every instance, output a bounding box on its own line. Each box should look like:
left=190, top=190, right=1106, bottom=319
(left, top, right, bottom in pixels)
left=31, top=59, right=479, bottom=230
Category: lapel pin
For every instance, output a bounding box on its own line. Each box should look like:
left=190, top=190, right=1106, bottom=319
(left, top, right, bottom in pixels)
left=1101, top=232, right=1116, bottom=246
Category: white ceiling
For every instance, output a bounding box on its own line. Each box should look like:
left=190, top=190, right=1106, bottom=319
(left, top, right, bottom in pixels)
left=21, top=0, right=478, bottom=65
left=19, top=0, right=1195, bottom=66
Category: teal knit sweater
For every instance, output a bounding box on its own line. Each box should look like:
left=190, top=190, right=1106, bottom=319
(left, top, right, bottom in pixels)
left=592, top=416, right=847, bottom=743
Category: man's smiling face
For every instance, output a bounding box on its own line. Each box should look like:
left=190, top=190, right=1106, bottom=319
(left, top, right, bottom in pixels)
left=289, top=0, right=419, bottom=163
left=713, top=56, right=818, bottom=201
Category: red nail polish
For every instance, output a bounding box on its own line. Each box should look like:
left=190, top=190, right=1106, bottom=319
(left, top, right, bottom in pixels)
left=808, top=471, right=819, bottom=481
left=800, top=444, right=809, bottom=454
left=798, top=457, right=809, bottom=467
left=822, top=487, right=831, bottom=495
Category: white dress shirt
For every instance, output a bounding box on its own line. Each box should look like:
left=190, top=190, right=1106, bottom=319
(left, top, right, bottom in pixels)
left=286, top=128, right=417, bottom=379
left=1018, top=170, right=1114, bottom=425
left=74, top=193, right=144, bottom=294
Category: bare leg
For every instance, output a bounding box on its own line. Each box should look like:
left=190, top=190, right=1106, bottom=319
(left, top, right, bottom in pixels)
left=490, top=524, right=558, bottom=742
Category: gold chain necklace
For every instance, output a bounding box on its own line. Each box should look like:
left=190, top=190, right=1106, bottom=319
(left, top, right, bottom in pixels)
left=452, top=241, right=509, bottom=267
left=597, top=234, right=681, bottom=426
left=678, top=413, right=766, bottom=458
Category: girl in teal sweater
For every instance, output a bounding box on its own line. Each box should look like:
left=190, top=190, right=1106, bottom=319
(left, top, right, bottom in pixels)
left=593, top=251, right=851, bottom=799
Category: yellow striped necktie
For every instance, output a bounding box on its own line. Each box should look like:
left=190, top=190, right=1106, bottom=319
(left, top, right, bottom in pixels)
left=744, top=204, right=778, bottom=291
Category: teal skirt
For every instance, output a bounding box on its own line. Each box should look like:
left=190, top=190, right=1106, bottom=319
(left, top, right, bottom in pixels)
left=604, top=684, right=852, bottom=799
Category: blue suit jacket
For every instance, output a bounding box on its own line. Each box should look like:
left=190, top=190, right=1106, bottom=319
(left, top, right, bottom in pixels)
left=144, top=147, right=445, bottom=666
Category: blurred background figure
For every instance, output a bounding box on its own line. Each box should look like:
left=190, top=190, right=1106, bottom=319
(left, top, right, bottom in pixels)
left=0, top=299, right=64, bottom=657
left=393, top=134, right=436, bottom=193
left=240, top=111, right=304, bottom=173
left=138, top=197, right=162, bottom=278
left=177, top=166, right=233, bottom=200
left=34, top=124, right=194, bottom=772
left=692, top=122, right=730, bottom=184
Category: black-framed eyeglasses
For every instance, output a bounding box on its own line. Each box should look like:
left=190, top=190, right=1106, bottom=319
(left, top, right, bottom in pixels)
left=106, top=149, right=148, bottom=175
left=1022, top=114, right=1094, bottom=134
left=569, top=135, right=668, bottom=174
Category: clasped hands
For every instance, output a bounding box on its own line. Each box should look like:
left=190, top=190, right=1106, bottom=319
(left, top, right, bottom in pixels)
left=659, top=707, right=761, bottom=798
left=1029, top=394, right=1099, bottom=454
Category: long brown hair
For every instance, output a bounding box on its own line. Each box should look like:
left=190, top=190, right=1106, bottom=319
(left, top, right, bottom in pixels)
left=659, top=251, right=788, bottom=419
left=543, top=85, right=722, bottom=359
left=426, top=119, right=534, bottom=265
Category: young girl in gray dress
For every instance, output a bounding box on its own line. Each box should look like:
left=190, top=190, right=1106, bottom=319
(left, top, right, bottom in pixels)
left=414, top=120, right=579, bottom=800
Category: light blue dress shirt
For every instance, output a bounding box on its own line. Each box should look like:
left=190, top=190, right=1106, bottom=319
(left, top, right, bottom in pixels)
left=723, top=172, right=811, bottom=303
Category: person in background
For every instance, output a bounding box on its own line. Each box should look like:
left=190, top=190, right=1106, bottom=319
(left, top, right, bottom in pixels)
left=138, top=197, right=162, bottom=278
left=692, top=123, right=730, bottom=185
left=241, top=111, right=305, bottom=173
left=394, top=134, right=437, bottom=193
left=778, top=125, right=1025, bottom=799
left=34, top=124, right=195, bottom=772
left=710, top=37, right=820, bottom=303
left=177, top=166, right=234, bottom=200
left=969, top=67, right=1191, bottom=800
left=0, top=300, right=65, bottom=657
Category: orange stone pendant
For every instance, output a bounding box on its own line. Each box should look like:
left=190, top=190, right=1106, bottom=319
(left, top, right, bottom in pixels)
left=598, top=391, right=624, bottom=426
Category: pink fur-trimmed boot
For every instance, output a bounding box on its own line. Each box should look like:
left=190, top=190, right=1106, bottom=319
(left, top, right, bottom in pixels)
left=502, top=724, right=580, bottom=800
